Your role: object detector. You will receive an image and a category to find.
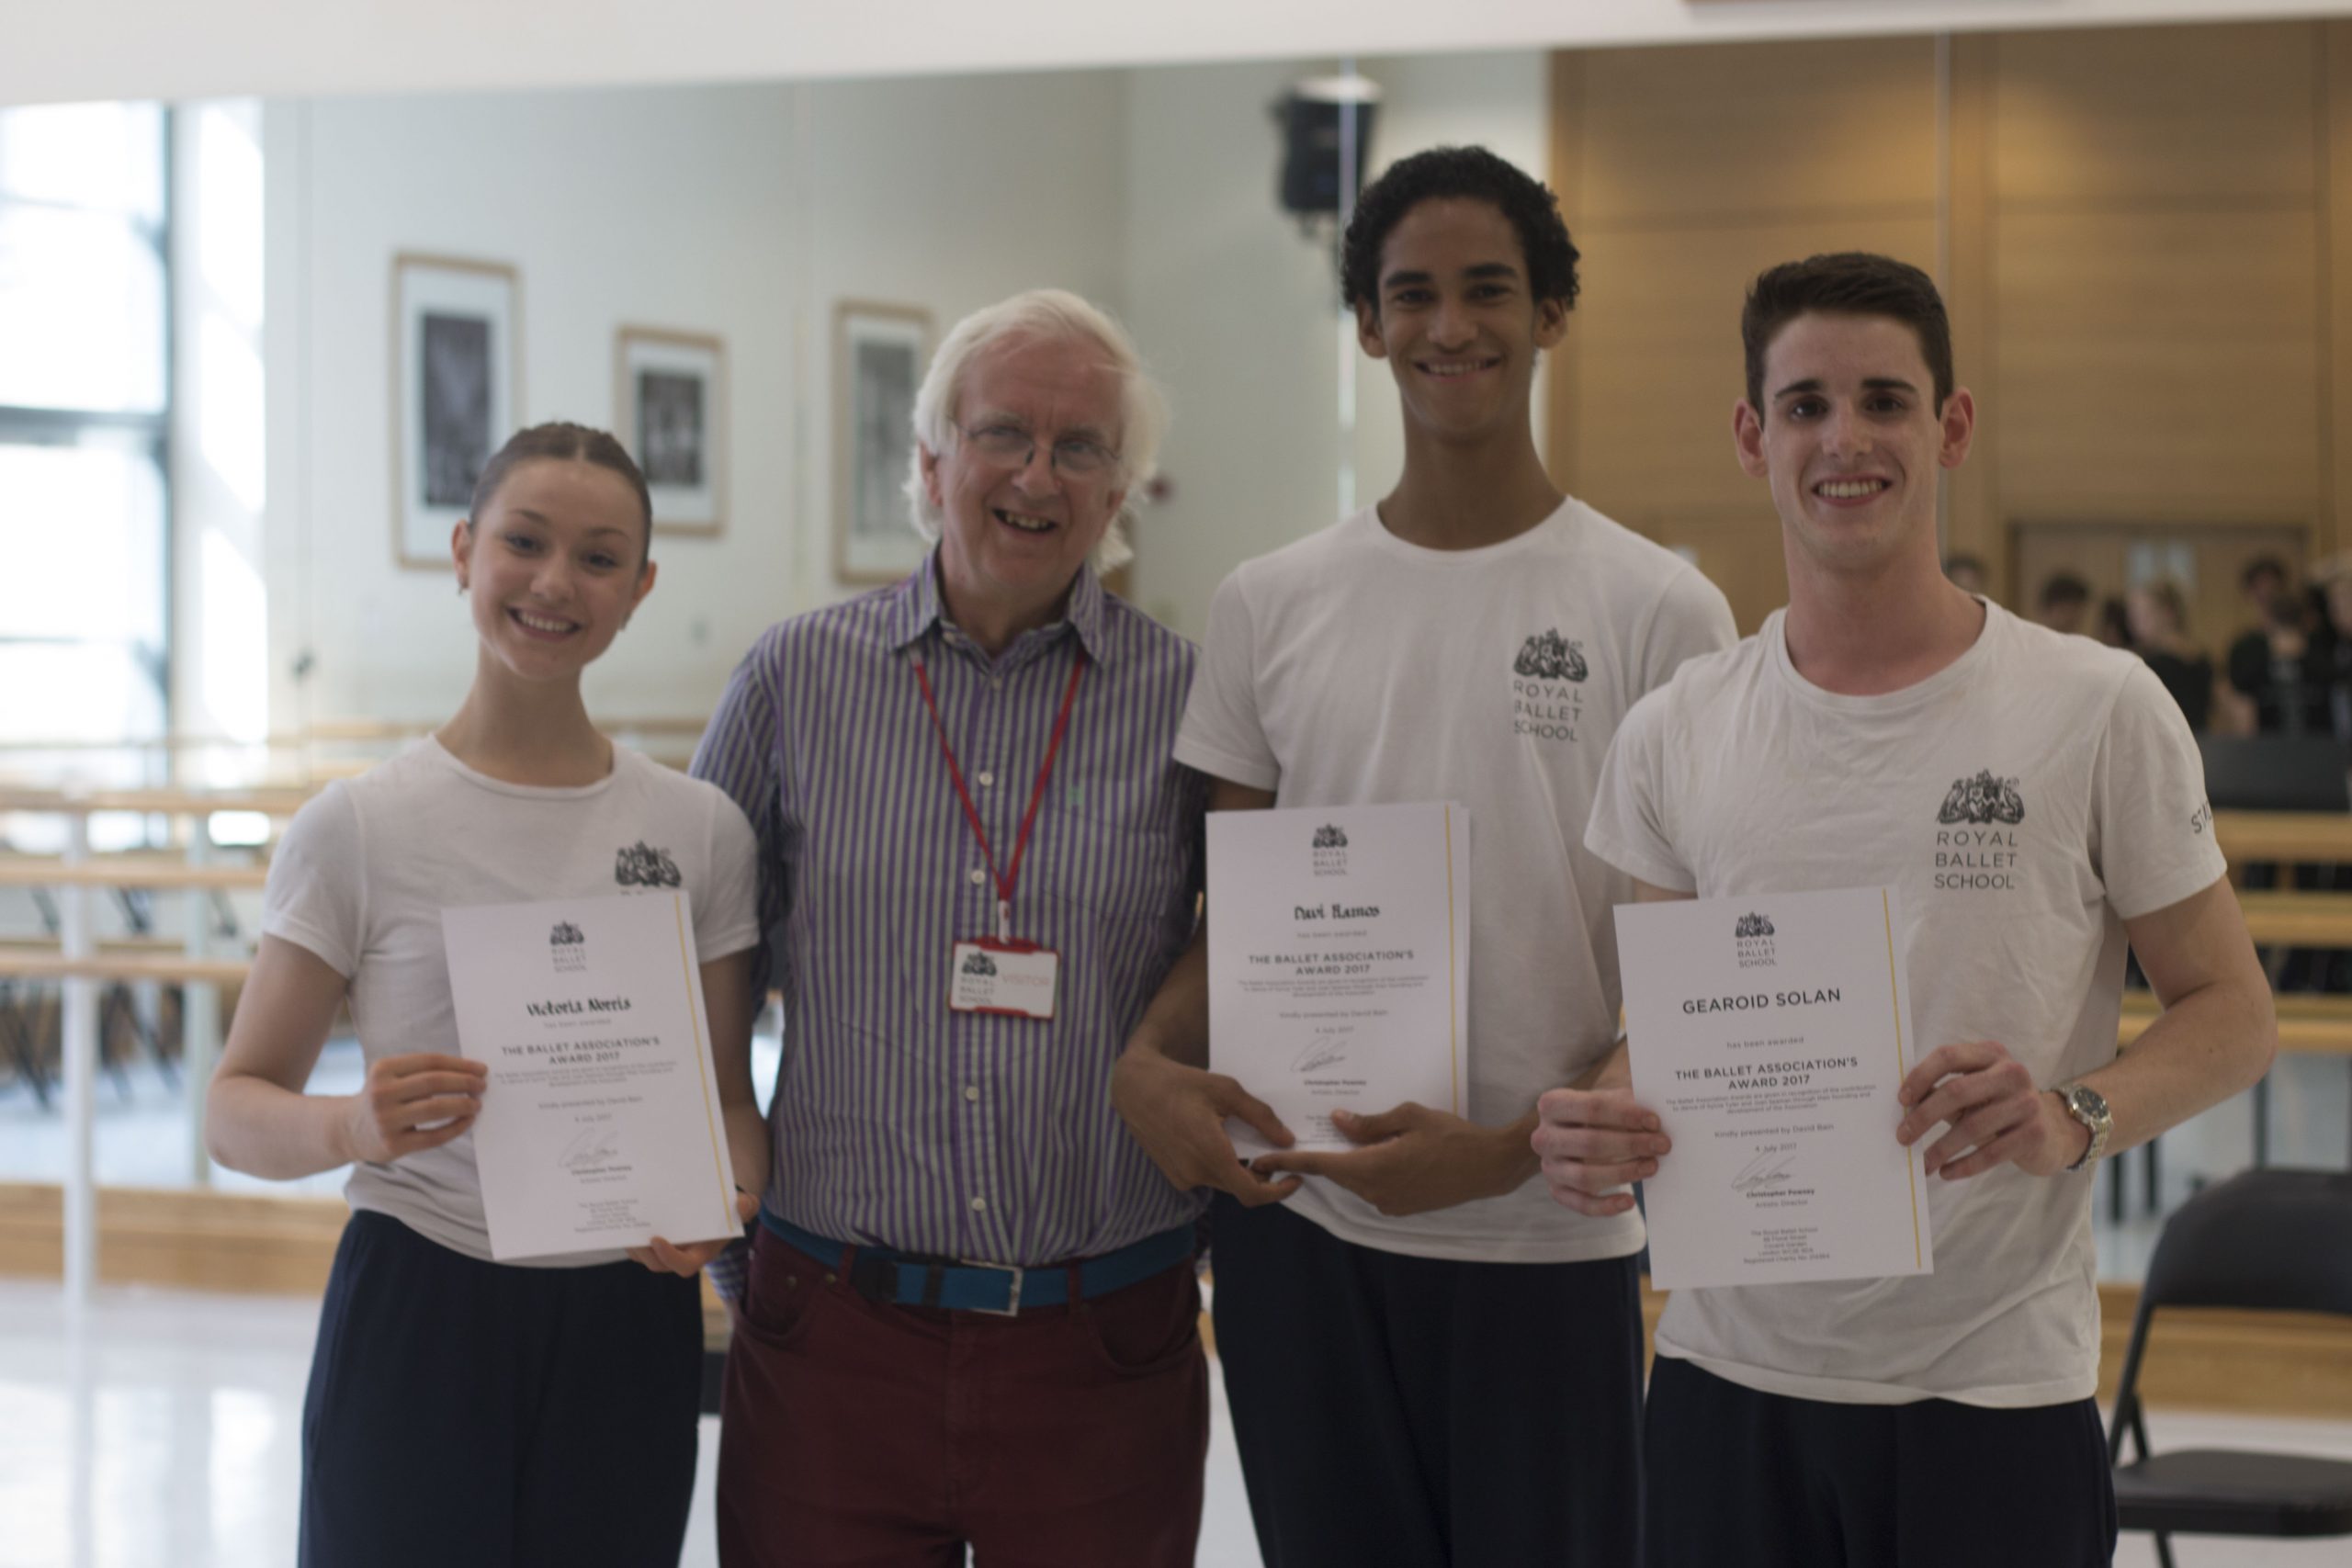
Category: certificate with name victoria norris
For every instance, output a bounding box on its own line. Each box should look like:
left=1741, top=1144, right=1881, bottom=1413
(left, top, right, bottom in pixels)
left=442, top=891, right=739, bottom=1261
left=1208, top=803, right=1470, bottom=1155
left=1616, top=886, right=1934, bottom=1291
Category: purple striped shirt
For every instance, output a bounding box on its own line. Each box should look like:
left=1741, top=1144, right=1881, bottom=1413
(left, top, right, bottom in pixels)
left=692, top=556, right=1206, bottom=1286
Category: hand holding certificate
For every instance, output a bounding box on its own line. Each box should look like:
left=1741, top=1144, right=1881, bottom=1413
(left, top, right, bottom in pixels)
left=1615, top=886, right=1933, bottom=1290
left=442, top=891, right=741, bottom=1261
left=1206, top=802, right=1470, bottom=1156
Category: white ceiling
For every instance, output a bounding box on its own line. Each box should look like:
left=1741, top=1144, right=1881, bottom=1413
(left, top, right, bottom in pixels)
left=6, top=0, right=2345, bottom=107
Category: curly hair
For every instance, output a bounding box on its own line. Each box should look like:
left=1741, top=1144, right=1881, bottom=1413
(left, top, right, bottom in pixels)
left=1740, top=253, right=1954, bottom=414
left=1340, top=145, right=1580, bottom=314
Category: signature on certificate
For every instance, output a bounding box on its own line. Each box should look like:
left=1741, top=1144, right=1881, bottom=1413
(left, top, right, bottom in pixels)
left=560, top=1127, right=624, bottom=1171
left=1729, top=1145, right=1801, bottom=1194
left=1291, top=1039, right=1351, bottom=1074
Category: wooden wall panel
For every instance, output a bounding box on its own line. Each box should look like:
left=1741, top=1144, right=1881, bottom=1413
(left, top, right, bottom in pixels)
left=1944, top=35, right=2001, bottom=578
left=1993, top=24, right=2320, bottom=205
left=1572, top=38, right=1939, bottom=224
left=1995, top=209, right=2322, bottom=521
left=1554, top=16, right=2341, bottom=624
left=2330, top=22, right=2352, bottom=558
left=1573, top=217, right=1939, bottom=522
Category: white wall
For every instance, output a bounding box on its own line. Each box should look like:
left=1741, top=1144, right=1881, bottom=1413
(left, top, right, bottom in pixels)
left=257, top=73, right=1130, bottom=730
left=273, top=82, right=800, bottom=728
left=12, top=0, right=2346, bottom=109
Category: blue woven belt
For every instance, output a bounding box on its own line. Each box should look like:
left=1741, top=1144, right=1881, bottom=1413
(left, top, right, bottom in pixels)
left=757, top=1210, right=1193, bottom=1317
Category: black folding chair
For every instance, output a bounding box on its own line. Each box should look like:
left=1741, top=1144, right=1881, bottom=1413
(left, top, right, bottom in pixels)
left=2109, top=1168, right=2352, bottom=1566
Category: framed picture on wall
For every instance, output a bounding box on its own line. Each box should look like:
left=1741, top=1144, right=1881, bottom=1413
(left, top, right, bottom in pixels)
left=832, top=299, right=933, bottom=585
left=391, top=254, right=521, bottom=570
left=616, top=325, right=725, bottom=537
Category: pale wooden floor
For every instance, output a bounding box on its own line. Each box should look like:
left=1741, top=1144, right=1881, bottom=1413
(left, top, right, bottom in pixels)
left=2, top=1277, right=2348, bottom=1568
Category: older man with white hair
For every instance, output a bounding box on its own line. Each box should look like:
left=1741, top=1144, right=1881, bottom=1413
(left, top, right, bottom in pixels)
left=691, top=288, right=1209, bottom=1566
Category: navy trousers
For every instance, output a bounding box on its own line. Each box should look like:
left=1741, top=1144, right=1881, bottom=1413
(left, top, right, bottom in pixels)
left=1209, top=1193, right=1646, bottom=1568
left=299, top=1210, right=704, bottom=1568
left=1645, top=1354, right=2118, bottom=1567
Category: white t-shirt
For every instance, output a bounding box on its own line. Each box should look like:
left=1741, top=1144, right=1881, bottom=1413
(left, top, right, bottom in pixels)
left=1176, top=501, right=1737, bottom=1262
left=262, top=739, right=762, bottom=1267
left=1587, top=602, right=2224, bottom=1404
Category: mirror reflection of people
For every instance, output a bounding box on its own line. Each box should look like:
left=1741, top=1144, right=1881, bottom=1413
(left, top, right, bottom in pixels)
left=2220, top=555, right=2333, bottom=735
left=693, top=290, right=1214, bottom=1565
left=2034, top=570, right=2089, bottom=636
left=1536, top=254, right=2275, bottom=1568
left=2126, top=580, right=2213, bottom=731
left=1115, top=146, right=1736, bottom=1567
left=205, top=423, right=767, bottom=1568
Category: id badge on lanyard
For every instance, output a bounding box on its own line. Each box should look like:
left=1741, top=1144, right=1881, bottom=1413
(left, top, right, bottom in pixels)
left=914, top=653, right=1083, bottom=1022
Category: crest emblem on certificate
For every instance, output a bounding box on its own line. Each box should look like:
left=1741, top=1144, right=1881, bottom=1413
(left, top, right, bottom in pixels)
left=548, top=919, right=589, bottom=973
left=1311, top=824, right=1350, bottom=877
left=1937, top=771, right=2025, bottom=827
left=1734, top=912, right=1777, bottom=969
left=615, top=840, right=683, bottom=887
left=1512, top=628, right=1589, bottom=682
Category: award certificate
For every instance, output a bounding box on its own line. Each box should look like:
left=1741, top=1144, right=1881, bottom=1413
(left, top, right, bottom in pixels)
left=441, top=891, right=739, bottom=1261
left=1208, top=802, right=1470, bottom=1155
left=1617, top=886, right=1934, bottom=1290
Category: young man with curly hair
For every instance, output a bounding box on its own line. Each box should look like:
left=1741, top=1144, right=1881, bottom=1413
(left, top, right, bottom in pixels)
left=1114, top=145, right=1736, bottom=1566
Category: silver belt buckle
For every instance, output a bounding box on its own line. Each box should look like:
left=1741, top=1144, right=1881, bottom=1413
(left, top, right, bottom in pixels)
left=957, top=1258, right=1025, bottom=1316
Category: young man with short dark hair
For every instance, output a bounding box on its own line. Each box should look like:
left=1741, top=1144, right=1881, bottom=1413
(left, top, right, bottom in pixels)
left=1538, top=252, right=2276, bottom=1566
left=1114, top=145, right=1735, bottom=1566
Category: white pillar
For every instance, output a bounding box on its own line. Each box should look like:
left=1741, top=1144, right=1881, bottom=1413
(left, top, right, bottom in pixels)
left=61, top=809, right=96, bottom=1305
left=184, top=823, right=220, bottom=1185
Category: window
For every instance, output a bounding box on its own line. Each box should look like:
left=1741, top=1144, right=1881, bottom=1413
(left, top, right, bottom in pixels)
left=0, top=102, right=170, bottom=747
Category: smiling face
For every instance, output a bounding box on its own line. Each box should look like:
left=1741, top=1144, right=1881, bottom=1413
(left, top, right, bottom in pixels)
left=1733, top=310, right=1974, bottom=580
left=1356, top=197, right=1566, bottom=446
left=453, top=457, right=655, bottom=686
left=920, top=332, right=1127, bottom=633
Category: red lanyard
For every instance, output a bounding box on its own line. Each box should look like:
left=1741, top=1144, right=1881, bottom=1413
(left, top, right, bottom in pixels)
left=911, top=653, right=1086, bottom=942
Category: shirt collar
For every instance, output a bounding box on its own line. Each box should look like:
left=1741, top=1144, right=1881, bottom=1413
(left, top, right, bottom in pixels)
left=888, top=548, right=1114, bottom=667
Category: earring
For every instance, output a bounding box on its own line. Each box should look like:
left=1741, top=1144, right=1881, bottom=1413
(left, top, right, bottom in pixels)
left=456, top=581, right=467, bottom=595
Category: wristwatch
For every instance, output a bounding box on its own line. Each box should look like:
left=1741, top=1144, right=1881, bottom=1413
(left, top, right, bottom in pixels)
left=2053, top=1082, right=2112, bottom=1171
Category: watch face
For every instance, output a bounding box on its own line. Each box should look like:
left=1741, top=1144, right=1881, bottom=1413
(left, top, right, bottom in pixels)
left=2071, top=1085, right=2110, bottom=1121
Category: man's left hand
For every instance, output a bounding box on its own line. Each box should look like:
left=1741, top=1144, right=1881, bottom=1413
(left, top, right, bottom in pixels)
left=1896, top=1041, right=2088, bottom=1180
left=1249, top=1102, right=1537, bottom=1217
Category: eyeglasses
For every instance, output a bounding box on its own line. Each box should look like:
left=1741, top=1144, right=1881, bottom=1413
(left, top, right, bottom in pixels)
left=956, top=422, right=1120, bottom=479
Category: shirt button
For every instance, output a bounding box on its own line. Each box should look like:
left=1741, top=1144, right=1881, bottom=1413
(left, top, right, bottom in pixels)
left=968, top=868, right=987, bottom=886
left=964, top=1086, right=980, bottom=1102
left=976, top=770, right=995, bottom=788
left=969, top=1195, right=988, bottom=1213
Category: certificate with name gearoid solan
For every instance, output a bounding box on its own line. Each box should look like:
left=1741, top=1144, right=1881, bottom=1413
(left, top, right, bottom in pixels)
left=1617, top=886, right=1934, bottom=1291
left=442, top=891, right=739, bottom=1261
left=1208, top=803, right=1470, bottom=1155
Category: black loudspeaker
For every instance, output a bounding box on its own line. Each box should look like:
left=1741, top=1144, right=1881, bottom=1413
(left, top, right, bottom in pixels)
left=1274, top=83, right=1380, bottom=218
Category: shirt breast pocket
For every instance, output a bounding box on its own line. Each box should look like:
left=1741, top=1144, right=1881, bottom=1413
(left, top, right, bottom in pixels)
left=1031, top=807, right=1195, bottom=958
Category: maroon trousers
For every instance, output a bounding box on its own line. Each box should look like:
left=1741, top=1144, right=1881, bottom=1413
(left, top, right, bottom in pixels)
left=717, top=1227, right=1208, bottom=1567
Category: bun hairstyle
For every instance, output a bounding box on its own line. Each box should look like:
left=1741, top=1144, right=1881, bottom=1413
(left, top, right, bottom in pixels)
left=467, top=423, right=655, bottom=562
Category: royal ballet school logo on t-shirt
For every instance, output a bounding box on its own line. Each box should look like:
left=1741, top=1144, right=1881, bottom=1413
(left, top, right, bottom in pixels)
left=1734, top=912, right=1777, bottom=969
left=549, top=919, right=588, bottom=973
left=614, top=841, right=682, bottom=888
left=1311, top=824, right=1350, bottom=878
left=1933, top=769, right=2026, bottom=891
left=961, top=949, right=999, bottom=977
left=1510, top=628, right=1587, bottom=744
